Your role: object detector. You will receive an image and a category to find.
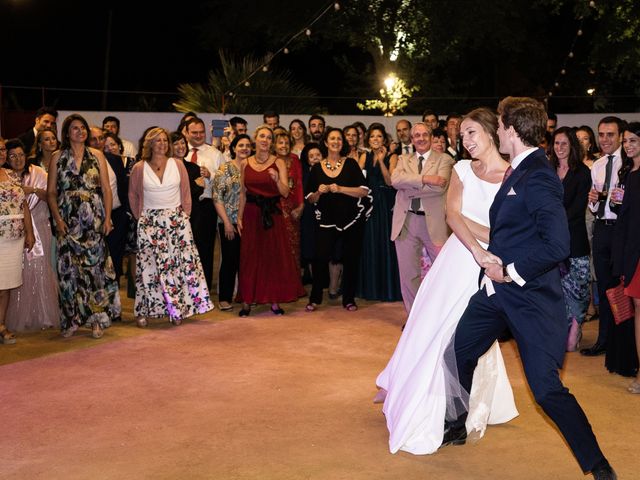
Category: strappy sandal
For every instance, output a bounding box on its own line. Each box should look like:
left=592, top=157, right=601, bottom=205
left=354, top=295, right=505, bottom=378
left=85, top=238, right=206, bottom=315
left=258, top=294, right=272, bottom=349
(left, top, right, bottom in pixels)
left=61, top=324, right=78, bottom=338
left=305, top=303, right=318, bottom=312
left=271, top=305, right=285, bottom=315
left=0, top=325, right=16, bottom=345
left=136, top=317, right=148, bottom=328
left=344, top=303, right=358, bottom=312
left=171, top=318, right=182, bottom=326
left=92, top=322, right=104, bottom=339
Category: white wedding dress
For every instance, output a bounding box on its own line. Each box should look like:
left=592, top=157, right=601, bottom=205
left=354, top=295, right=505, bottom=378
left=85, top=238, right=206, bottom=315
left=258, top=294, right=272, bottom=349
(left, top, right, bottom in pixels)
left=376, top=160, right=518, bottom=455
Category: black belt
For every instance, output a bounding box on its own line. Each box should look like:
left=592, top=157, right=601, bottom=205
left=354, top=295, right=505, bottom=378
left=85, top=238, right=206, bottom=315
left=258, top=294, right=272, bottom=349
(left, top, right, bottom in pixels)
left=596, top=218, right=616, bottom=226
left=409, top=210, right=425, bottom=216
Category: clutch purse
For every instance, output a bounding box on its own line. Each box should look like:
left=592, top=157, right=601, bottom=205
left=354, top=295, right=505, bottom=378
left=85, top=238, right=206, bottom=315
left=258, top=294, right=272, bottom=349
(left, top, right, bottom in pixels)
left=606, top=280, right=635, bottom=325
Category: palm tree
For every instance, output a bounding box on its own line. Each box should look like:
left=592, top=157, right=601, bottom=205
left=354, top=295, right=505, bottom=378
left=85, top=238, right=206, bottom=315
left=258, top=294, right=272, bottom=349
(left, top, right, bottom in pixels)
left=174, top=50, right=318, bottom=114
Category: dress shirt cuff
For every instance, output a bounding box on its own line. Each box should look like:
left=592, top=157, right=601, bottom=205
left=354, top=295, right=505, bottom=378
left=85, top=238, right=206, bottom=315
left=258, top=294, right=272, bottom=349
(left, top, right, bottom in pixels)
left=506, top=263, right=525, bottom=286
left=480, top=275, right=495, bottom=297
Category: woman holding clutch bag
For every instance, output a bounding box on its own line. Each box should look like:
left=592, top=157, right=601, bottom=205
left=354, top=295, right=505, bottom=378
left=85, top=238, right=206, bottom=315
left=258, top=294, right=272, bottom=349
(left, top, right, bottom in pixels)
left=611, top=121, right=640, bottom=392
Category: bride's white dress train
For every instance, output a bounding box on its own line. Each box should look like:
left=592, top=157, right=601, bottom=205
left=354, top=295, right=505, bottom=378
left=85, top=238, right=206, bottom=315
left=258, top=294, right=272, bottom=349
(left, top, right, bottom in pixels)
left=376, top=160, right=518, bottom=455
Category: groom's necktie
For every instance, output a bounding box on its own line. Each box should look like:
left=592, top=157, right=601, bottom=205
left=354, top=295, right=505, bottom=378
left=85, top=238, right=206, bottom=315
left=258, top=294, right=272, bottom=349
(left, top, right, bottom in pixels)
left=411, top=155, right=425, bottom=211
left=191, top=147, right=199, bottom=164
left=502, top=165, right=513, bottom=184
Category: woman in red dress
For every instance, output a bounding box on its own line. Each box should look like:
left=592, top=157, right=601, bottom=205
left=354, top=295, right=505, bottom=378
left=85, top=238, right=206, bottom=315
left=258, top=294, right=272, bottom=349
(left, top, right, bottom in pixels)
left=237, top=126, right=305, bottom=317
left=275, top=131, right=304, bottom=271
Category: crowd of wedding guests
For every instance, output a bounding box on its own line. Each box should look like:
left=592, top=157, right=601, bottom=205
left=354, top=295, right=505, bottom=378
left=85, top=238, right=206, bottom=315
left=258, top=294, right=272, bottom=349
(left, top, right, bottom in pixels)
left=0, top=106, right=638, bottom=394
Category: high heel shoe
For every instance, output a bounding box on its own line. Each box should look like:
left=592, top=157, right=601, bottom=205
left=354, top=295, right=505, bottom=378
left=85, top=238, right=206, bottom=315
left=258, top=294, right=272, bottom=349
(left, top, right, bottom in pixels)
left=271, top=305, right=285, bottom=315
left=628, top=380, right=640, bottom=394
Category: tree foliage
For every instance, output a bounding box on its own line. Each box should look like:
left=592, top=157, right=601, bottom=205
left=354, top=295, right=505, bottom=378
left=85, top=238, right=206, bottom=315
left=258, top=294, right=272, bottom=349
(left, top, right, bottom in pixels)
left=173, top=50, right=318, bottom=114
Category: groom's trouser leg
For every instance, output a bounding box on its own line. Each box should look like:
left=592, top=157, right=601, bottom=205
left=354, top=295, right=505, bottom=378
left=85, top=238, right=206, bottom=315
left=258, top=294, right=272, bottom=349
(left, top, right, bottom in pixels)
left=514, top=336, right=606, bottom=472
left=453, top=290, right=508, bottom=427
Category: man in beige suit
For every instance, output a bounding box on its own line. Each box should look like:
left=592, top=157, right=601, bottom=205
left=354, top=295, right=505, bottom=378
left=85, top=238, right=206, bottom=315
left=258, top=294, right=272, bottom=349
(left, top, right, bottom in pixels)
left=391, top=122, right=455, bottom=314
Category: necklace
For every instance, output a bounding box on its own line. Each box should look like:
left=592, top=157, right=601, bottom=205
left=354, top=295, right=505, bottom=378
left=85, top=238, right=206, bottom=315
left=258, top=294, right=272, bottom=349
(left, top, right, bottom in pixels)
left=324, top=158, right=342, bottom=171
left=255, top=155, right=270, bottom=165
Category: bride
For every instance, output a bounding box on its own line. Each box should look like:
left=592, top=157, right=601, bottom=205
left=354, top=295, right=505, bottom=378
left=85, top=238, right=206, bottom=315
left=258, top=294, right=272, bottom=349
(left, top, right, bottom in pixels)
left=376, top=108, right=519, bottom=455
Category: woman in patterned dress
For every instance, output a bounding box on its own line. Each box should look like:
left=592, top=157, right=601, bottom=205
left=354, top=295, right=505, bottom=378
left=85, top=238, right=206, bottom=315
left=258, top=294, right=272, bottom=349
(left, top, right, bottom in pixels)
left=212, top=133, right=249, bottom=311
left=46, top=114, right=121, bottom=339
left=0, top=141, right=35, bottom=344
left=128, top=127, right=213, bottom=328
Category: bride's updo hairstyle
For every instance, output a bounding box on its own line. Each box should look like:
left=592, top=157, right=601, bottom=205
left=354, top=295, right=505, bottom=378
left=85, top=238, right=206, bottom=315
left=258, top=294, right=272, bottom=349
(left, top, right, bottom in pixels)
left=462, top=107, right=500, bottom=149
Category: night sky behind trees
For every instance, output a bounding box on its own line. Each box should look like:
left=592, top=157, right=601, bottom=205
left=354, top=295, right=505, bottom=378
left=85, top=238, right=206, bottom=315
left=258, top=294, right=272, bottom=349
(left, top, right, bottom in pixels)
left=2, top=0, right=639, bottom=113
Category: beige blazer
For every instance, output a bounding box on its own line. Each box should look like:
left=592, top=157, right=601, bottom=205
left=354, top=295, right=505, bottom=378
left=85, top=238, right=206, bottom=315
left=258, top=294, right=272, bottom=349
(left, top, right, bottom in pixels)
left=390, top=150, right=455, bottom=244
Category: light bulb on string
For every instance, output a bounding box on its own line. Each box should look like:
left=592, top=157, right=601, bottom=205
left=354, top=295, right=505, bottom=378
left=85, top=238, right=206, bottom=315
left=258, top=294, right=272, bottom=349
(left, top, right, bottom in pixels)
left=334, top=2, right=340, bottom=10
left=548, top=91, right=553, bottom=97
left=589, top=1, right=596, bottom=8
left=554, top=82, right=559, bottom=87
left=305, top=28, right=311, bottom=36
left=244, top=81, right=250, bottom=87
left=577, top=29, right=583, bottom=36
left=561, top=69, right=566, bottom=75
left=284, top=47, right=289, bottom=54
left=262, top=66, right=269, bottom=72
left=568, top=52, right=574, bottom=58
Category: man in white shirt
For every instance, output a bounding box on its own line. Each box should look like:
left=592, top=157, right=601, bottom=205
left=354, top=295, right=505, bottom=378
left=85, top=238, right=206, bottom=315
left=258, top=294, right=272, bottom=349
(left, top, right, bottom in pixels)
left=184, top=117, right=223, bottom=288
left=580, top=116, right=625, bottom=357
left=90, top=126, right=127, bottom=286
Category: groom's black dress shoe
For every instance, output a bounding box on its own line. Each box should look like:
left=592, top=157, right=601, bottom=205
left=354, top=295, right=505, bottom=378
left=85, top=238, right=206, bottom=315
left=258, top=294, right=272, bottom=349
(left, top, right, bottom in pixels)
left=580, top=344, right=606, bottom=356
left=440, top=425, right=467, bottom=447
left=591, top=464, right=616, bottom=480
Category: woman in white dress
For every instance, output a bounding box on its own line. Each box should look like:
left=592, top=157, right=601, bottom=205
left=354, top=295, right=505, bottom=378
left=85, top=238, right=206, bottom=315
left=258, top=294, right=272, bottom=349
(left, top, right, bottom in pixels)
left=376, top=108, right=519, bottom=455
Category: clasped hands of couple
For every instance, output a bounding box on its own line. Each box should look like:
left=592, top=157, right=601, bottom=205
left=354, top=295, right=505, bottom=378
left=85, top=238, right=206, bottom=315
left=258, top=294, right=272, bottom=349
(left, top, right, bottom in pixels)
left=472, top=246, right=509, bottom=284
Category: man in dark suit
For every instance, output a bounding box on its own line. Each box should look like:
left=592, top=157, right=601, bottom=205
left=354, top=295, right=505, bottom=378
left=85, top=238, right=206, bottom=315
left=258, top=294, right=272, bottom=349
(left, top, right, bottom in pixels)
left=18, top=106, right=58, bottom=154
left=443, top=98, right=615, bottom=479
left=89, top=126, right=128, bottom=286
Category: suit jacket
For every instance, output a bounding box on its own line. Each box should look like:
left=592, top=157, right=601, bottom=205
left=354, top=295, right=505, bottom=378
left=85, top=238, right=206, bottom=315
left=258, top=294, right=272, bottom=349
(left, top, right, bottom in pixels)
left=105, top=152, right=129, bottom=211
left=18, top=129, right=36, bottom=155
left=561, top=163, right=591, bottom=258
left=488, top=148, right=570, bottom=365
left=390, top=150, right=455, bottom=244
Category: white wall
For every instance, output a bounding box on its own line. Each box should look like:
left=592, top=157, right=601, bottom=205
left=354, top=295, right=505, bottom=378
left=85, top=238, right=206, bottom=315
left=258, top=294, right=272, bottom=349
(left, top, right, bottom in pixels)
left=60, top=111, right=640, bottom=145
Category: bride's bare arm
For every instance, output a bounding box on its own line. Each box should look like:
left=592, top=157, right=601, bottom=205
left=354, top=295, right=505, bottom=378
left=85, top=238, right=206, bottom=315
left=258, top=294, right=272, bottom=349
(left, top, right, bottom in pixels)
left=460, top=214, right=490, bottom=245
left=446, top=169, right=501, bottom=268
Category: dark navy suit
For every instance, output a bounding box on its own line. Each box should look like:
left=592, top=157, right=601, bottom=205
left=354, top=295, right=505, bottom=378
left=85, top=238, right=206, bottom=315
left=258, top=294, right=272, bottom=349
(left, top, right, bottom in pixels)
left=452, top=148, right=605, bottom=472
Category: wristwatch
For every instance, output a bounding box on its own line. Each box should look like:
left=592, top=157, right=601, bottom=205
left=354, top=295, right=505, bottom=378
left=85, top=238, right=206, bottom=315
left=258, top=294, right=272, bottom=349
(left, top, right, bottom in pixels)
left=502, top=265, right=512, bottom=283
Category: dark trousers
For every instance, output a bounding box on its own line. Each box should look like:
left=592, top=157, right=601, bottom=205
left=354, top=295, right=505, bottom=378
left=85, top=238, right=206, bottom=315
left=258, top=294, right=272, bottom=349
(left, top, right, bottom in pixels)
left=310, top=222, right=364, bottom=306
left=105, top=207, right=127, bottom=283
left=453, top=289, right=606, bottom=473
left=592, top=221, right=617, bottom=346
left=217, top=223, right=240, bottom=303
left=192, top=199, right=217, bottom=289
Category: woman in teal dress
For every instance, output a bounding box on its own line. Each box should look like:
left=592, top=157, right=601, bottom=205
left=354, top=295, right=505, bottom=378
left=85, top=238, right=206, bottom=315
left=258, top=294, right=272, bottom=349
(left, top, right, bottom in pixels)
left=356, top=123, right=402, bottom=301
left=47, top=114, right=121, bottom=339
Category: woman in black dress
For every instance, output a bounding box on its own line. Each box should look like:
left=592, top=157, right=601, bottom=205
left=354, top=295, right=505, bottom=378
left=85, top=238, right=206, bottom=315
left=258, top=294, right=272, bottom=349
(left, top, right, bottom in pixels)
left=610, top=121, right=640, bottom=387
left=304, top=128, right=371, bottom=312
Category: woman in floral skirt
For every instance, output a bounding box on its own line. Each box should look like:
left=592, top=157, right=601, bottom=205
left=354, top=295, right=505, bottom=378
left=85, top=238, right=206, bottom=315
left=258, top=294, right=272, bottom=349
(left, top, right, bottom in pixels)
left=128, top=127, right=212, bottom=327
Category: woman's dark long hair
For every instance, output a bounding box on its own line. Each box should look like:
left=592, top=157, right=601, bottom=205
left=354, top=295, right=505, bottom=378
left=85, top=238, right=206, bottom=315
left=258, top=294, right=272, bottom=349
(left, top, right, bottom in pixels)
left=549, top=126, right=582, bottom=171
left=619, top=121, right=640, bottom=185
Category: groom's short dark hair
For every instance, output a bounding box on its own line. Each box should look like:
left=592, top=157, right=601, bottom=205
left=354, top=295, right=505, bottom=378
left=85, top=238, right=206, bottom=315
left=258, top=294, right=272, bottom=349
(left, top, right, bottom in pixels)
left=497, top=97, right=547, bottom=148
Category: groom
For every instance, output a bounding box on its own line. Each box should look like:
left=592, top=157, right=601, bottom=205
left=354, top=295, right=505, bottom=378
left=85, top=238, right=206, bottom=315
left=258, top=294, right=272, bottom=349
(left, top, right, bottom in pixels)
left=443, top=97, right=615, bottom=479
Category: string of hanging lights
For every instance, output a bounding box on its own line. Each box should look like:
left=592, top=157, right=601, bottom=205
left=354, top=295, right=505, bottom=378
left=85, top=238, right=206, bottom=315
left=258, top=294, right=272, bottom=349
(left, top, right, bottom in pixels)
left=225, top=1, right=341, bottom=98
